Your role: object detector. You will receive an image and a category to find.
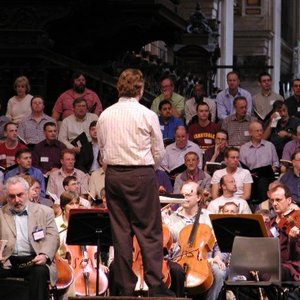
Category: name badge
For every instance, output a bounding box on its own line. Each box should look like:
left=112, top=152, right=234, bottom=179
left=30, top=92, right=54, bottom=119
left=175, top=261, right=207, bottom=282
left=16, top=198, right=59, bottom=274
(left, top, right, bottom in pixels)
left=270, top=100, right=275, bottom=105
left=0, top=154, right=6, bottom=160
left=204, top=138, right=213, bottom=144
left=160, top=125, right=164, bottom=130
left=298, top=107, right=300, bottom=112
left=270, top=226, right=280, bottom=238
left=40, top=157, right=49, bottom=162
left=32, top=228, right=45, bottom=241
left=244, top=130, right=249, bottom=136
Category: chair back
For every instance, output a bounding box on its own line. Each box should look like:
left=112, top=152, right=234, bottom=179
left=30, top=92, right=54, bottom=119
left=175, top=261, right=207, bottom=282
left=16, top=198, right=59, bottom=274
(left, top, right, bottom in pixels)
left=228, top=236, right=281, bottom=285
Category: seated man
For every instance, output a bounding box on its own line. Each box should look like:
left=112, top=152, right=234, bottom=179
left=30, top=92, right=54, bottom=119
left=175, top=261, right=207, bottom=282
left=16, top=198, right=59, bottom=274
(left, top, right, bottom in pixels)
left=161, top=126, right=203, bottom=178
left=188, top=102, right=220, bottom=151
left=173, top=151, right=211, bottom=194
left=240, top=121, right=279, bottom=204
left=0, top=122, right=27, bottom=169
left=47, top=149, right=89, bottom=201
left=164, top=182, right=227, bottom=300
left=282, top=124, right=300, bottom=162
left=32, top=122, right=66, bottom=177
left=221, top=96, right=255, bottom=147
left=267, top=183, right=300, bottom=298
left=211, top=147, right=253, bottom=201
left=207, top=174, right=251, bottom=214
left=158, top=100, right=184, bottom=145
left=0, top=176, right=59, bottom=300
left=4, top=149, right=46, bottom=197
left=58, top=98, right=98, bottom=154
left=17, top=95, right=55, bottom=147
left=280, top=150, right=300, bottom=205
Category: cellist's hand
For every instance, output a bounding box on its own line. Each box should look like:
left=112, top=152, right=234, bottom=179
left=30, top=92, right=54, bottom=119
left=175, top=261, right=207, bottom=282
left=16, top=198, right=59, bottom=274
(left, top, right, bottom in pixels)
left=212, top=255, right=226, bottom=271
left=100, top=264, right=109, bottom=274
left=289, top=226, right=300, bottom=240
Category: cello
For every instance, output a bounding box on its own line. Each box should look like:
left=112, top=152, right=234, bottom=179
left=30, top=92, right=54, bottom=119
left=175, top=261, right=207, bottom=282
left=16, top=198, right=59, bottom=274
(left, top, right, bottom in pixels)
left=175, top=201, right=215, bottom=295
left=132, top=224, right=172, bottom=292
left=66, top=245, right=108, bottom=296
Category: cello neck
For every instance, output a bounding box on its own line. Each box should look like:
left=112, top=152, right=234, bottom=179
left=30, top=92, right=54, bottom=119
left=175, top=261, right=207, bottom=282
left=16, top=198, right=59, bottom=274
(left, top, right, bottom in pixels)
left=187, top=202, right=203, bottom=246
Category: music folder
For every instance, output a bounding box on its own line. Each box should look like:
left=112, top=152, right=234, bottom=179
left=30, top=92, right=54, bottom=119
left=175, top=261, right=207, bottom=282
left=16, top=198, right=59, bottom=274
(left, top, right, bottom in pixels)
left=209, top=214, right=268, bottom=253
left=71, top=132, right=89, bottom=148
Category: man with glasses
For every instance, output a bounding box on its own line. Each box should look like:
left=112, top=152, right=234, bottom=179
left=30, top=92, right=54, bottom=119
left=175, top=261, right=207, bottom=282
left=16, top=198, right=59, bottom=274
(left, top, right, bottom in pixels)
left=0, top=176, right=59, bottom=300
left=285, top=78, right=300, bottom=119
left=151, top=75, right=185, bottom=118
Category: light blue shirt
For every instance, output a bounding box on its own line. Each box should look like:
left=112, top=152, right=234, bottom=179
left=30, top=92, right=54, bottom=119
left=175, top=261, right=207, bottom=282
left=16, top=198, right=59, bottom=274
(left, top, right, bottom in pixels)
left=216, top=87, right=252, bottom=120
left=12, top=207, right=34, bottom=256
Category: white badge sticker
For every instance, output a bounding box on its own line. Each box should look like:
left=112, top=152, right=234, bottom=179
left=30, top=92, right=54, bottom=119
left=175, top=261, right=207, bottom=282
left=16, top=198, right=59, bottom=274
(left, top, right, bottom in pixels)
left=298, top=107, right=300, bottom=112
left=270, top=226, right=280, bottom=238
left=244, top=130, right=249, bottom=136
left=160, top=125, right=164, bottom=130
left=40, top=157, right=49, bottom=162
left=0, top=154, right=6, bottom=160
left=32, top=229, right=45, bottom=241
left=270, top=100, right=275, bottom=105
left=204, top=138, right=213, bottom=144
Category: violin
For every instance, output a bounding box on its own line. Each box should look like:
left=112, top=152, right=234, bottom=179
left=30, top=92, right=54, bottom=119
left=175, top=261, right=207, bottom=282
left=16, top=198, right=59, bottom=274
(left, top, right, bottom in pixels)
left=277, top=209, right=300, bottom=235
left=66, top=245, right=108, bottom=296
left=132, top=224, right=172, bottom=291
left=175, top=202, right=215, bottom=295
left=54, top=253, right=74, bottom=290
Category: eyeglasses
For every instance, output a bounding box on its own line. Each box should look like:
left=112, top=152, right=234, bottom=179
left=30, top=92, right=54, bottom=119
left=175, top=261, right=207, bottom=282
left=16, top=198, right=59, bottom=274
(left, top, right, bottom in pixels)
left=8, top=192, right=26, bottom=200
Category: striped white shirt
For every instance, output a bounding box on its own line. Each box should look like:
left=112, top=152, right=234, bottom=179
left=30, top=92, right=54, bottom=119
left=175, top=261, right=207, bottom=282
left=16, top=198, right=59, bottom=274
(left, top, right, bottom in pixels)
left=97, top=97, right=165, bottom=168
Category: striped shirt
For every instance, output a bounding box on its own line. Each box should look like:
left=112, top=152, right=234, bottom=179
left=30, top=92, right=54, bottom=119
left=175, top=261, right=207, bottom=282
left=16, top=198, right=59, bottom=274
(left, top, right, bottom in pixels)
left=97, top=97, right=165, bottom=168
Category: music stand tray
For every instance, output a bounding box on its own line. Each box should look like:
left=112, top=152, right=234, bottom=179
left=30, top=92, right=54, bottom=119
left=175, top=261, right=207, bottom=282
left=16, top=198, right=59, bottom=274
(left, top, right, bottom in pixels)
left=209, top=214, right=268, bottom=253
left=66, top=208, right=112, bottom=295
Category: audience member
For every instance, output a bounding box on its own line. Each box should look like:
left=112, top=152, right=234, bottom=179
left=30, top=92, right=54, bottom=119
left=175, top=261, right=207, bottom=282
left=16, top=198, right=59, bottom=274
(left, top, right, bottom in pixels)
left=216, top=71, right=252, bottom=120
left=0, top=176, right=59, bottom=300
left=151, top=75, right=185, bottom=118
left=32, top=122, right=66, bottom=177
left=52, top=71, right=103, bottom=121
left=203, top=130, right=228, bottom=172
left=207, top=174, right=251, bottom=213
left=263, top=100, right=300, bottom=158
left=75, top=120, right=101, bottom=173
left=252, top=72, right=284, bottom=121
left=158, top=100, right=184, bottom=144
left=218, top=201, right=239, bottom=214
left=173, top=151, right=211, bottom=193
left=239, top=121, right=279, bottom=204
left=282, top=124, right=300, bottom=161
left=58, top=98, right=98, bottom=153
left=6, top=76, right=33, bottom=123
left=280, top=150, right=300, bottom=205
left=211, top=147, right=253, bottom=200
left=221, top=96, right=255, bottom=146
left=160, top=126, right=203, bottom=175
left=285, top=78, right=300, bottom=119
left=0, top=103, right=9, bottom=140
left=185, top=82, right=216, bottom=124
left=18, top=95, right=55, bottom=146
left=188, top=102, right=220, bottom=150
left=47, top=149, right=89, bottom=200
left=0, top=122, right=27, bottom=169
left=4, top=149, right=46, bottom=197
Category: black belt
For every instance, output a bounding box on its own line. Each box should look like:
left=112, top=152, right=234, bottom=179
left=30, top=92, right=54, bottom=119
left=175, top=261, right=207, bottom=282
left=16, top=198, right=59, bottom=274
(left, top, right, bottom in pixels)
left=9, top=255, right=35, bottom=269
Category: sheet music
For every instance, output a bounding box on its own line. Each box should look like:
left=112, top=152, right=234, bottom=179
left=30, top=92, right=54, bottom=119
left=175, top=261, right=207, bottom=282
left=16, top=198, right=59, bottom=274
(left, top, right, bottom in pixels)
left=47, top=191, right=60, bottom=204
left=159, top=196, right=184, bottom=204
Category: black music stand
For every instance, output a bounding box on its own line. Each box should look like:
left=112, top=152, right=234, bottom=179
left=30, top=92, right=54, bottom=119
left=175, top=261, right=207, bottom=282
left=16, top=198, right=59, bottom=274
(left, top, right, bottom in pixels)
left=209, top=214, right=268, bottom=253
left=66, top=208, right=112, bottom=295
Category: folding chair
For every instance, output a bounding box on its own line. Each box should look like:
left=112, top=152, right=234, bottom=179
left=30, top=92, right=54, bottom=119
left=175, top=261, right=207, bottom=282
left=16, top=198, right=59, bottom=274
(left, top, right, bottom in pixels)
left=218, top=236, right=282, bottom=300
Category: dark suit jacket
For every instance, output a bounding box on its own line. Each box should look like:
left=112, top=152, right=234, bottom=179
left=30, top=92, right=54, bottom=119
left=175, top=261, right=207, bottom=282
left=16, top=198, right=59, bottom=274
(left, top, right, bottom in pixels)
left=0, top=202, right=59, bottom=285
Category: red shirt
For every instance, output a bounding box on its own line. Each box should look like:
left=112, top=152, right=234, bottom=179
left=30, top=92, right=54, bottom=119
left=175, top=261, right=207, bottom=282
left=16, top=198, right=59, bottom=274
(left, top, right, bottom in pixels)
left=0, top=142, right=27, bottom=168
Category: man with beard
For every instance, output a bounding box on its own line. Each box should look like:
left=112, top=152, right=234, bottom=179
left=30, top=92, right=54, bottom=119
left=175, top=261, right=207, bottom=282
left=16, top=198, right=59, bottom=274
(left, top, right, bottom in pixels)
left=185, top=82, right=216, bottom=125
left=52, top=72, right=103, bottom=121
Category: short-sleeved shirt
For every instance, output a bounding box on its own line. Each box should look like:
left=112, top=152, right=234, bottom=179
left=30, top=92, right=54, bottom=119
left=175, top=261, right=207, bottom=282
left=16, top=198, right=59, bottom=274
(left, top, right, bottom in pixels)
left=211, top=167, right=253, bottom=198
left=53, top=88, right=102, bottom=120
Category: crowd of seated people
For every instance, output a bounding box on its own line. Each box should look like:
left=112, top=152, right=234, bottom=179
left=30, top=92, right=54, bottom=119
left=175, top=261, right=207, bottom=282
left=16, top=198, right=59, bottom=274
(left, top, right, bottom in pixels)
left=0, top=70, right=300, bottom=299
